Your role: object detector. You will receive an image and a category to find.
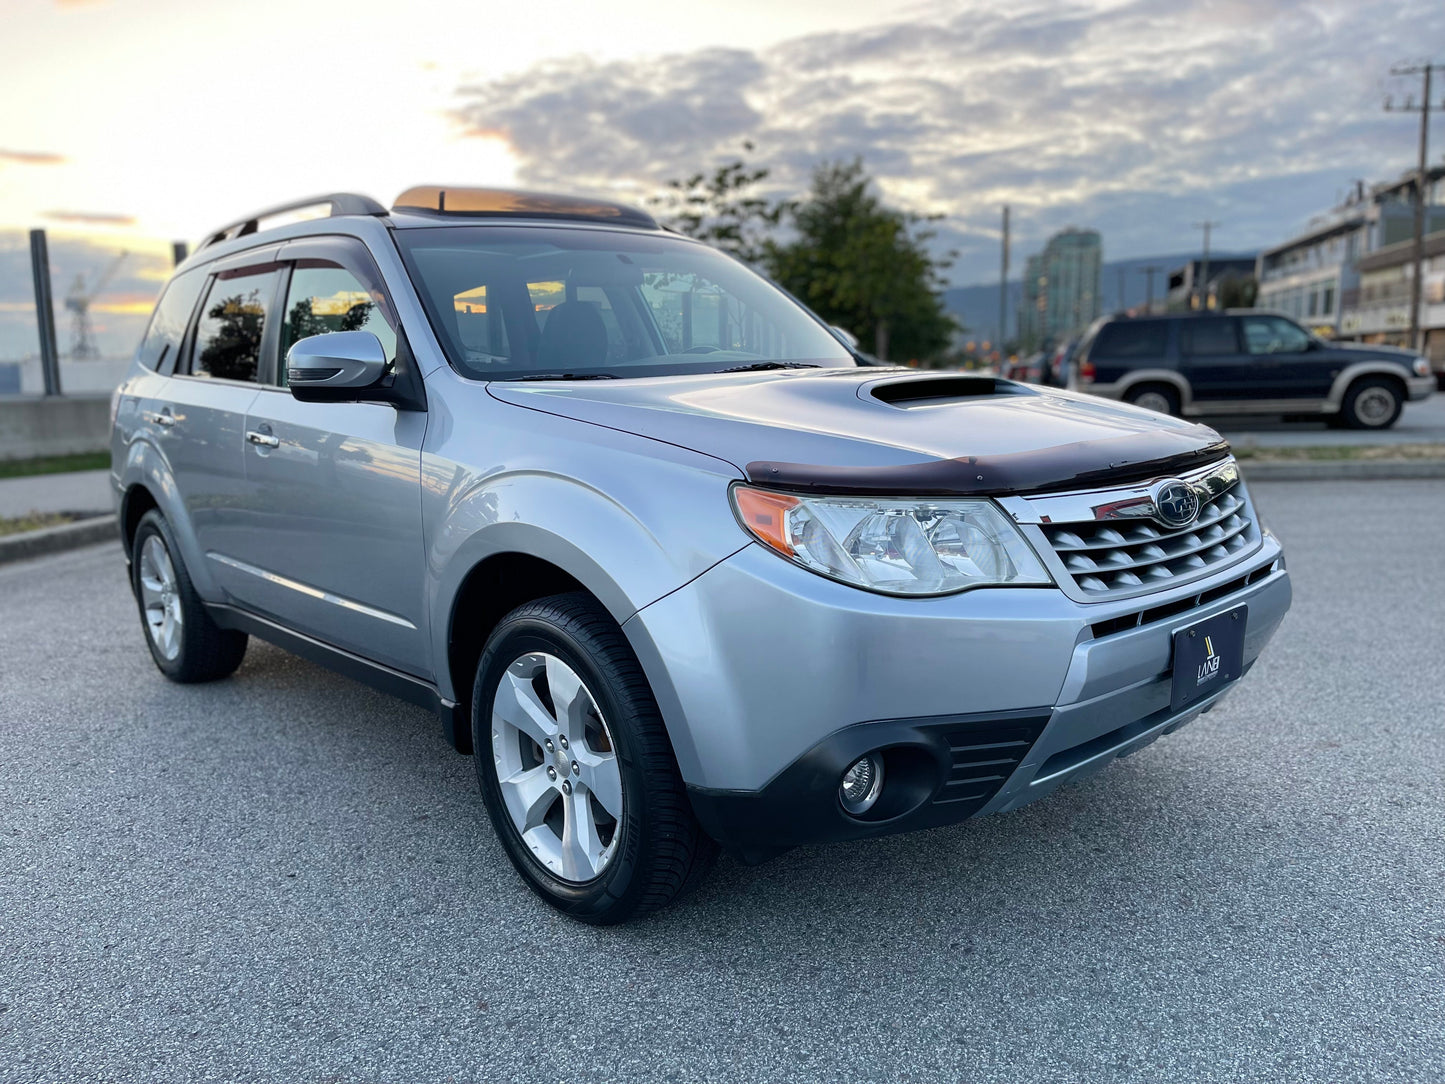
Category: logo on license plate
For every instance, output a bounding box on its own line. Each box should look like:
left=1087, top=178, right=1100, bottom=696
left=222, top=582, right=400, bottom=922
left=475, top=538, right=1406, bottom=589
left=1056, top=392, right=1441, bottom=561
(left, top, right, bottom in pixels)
left=1197, top=635, right=1221, bottom=686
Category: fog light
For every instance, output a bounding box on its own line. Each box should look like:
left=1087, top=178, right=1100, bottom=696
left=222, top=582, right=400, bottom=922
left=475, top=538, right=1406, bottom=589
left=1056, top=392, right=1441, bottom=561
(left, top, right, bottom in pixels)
left=839, top=754, right=885, bottom=816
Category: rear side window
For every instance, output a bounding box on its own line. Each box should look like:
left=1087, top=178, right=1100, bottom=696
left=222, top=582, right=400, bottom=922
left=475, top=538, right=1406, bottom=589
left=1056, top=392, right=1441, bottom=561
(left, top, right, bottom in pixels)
left=1089, top=320, right=1168, bottom=360
left=191, top=268, right=281, bottom=383
left=137, top=267, right=206, bottom=371
left=1180, top=319, right=1239, bottom=356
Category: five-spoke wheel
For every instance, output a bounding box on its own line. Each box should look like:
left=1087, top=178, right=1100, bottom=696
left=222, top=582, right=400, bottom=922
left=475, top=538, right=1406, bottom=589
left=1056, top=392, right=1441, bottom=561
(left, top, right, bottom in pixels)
left=473, top=592, right=717, bottom=924
left=491, top=652, right=623, bottom=883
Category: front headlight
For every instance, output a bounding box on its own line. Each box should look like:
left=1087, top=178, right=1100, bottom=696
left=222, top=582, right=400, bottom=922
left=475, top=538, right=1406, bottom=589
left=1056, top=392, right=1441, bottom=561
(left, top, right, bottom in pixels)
left=731, top=485, right=1053, bottom=596
left=1413, top=357, right=1432, bottom=378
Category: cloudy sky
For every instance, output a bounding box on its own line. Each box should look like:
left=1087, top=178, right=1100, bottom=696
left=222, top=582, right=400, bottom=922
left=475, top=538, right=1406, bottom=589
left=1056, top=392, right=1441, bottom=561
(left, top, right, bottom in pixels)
left=1, top=0, right=1441, bottom=359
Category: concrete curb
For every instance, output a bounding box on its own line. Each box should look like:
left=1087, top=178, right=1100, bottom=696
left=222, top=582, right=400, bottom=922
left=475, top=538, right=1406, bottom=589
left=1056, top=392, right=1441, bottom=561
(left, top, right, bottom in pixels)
left=0, top=514, right=118, bottom=565
left=1241, top=459, right=1445, bottom=482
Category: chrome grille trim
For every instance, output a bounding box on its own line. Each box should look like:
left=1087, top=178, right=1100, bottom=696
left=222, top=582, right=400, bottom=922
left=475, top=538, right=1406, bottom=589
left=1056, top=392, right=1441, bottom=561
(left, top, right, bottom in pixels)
left=999, top=457, right=1263, bottom=603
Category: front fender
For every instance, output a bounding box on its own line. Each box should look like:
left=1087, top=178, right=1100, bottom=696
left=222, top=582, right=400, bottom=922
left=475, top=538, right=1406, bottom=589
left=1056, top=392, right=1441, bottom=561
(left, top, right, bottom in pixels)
left=421, top=406, right=748, bottom=702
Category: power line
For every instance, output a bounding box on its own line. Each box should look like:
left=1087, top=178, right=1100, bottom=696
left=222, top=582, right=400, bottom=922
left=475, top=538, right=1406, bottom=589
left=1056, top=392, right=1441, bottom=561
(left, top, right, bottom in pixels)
left=1384, top=61, right=1444, bottom=354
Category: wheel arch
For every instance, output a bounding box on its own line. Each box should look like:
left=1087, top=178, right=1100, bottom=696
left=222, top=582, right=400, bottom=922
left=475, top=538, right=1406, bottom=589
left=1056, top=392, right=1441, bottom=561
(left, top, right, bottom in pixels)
left=1328, top=363, right=1408, bottom=411
left=114, top=438, right=219, bottom=597
left=1115, top=369, right=1192, bottom=409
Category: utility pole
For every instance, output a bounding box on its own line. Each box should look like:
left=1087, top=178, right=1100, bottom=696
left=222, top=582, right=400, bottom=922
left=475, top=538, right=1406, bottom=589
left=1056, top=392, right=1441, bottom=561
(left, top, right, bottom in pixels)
left=1142, top=265, right=1164, bottom=313
left=28, top=229, right=61, bottom=396
left=1116, top=266, right=1127, bottom=312
left=998, top=206, right=1010, bottom=349
left=1192, top=221, right=1220, bottom=310
left=1385, top=61, right=1443, bottom=354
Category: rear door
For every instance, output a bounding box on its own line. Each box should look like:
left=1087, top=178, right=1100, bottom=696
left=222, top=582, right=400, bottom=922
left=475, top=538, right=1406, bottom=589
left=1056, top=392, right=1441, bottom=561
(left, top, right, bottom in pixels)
left=153, top=249, right=282, bottom=600
left=234, top=236, right=430, bottom=677
left=1178, top=317, right=1250, bottom=402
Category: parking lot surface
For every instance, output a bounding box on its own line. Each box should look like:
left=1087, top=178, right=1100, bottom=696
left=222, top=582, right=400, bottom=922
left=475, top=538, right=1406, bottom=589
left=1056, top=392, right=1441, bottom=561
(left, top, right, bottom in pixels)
left=2, top=480, right=1443, bottom=1083
left=1215, top=389, right=1445, bottom=447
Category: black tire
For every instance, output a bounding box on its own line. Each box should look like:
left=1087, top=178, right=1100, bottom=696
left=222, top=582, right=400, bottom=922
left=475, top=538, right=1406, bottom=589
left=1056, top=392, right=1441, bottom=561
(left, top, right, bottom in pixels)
left=130, top=510, right=248, bottom=683
left=472, top=592, right=717, bottom=924
left=1125, top=383, right=1181, bottom=416
left=1341, top=377, right=1403, bottom=430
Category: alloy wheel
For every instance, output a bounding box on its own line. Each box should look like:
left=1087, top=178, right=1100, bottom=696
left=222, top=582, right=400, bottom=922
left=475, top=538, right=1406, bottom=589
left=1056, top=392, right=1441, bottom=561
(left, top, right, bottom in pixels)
left=138, top=535, right=184, bottom=661
left=490, top=652, right=623, bottom=882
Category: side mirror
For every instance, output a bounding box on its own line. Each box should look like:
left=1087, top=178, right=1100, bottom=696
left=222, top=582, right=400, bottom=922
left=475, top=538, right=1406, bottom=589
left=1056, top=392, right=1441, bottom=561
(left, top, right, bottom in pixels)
left=830, top=325, right=860, bottom=351
left=286, top=330, right=387, bottom=394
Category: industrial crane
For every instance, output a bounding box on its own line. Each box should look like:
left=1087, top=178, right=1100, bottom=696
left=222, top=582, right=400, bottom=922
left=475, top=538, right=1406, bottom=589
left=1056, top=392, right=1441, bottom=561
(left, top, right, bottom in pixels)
left=64, top=250, right=127, bottom=359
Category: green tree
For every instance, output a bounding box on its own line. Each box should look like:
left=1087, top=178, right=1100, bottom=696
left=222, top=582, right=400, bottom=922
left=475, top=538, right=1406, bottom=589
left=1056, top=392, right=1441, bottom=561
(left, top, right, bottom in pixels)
left=652, top=142, right=787, bottom=265
left=763, top=160, right=956, bottom=363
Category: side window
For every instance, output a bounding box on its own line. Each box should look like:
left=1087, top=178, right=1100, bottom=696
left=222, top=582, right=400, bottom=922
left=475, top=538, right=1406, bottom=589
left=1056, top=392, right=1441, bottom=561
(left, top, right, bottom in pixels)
left=138, top=267, right=206, bottom=371
left=1241, top=316, right=1311, bottom=356
left=281, top=262, right=398, bottom=386
left=1090, top=320, right=1168, bottom=360
left=191, top=268, right=281, bottom=383
left=1180, top=319, right=1239, bottom=356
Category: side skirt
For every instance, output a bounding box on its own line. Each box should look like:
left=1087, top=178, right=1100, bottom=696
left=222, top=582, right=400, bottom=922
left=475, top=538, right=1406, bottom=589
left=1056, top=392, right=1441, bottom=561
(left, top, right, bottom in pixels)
left=206, top=603, right=470, bottom=754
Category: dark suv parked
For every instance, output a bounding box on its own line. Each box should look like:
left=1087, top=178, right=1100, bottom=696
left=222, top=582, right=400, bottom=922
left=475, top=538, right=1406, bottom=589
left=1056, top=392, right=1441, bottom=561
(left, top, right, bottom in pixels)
left=1070, top=311, right=1434, bottom=428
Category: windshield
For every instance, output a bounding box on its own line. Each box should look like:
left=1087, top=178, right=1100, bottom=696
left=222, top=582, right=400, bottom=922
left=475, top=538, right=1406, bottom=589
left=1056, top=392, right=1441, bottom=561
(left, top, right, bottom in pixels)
left=393, top=226, right=855, bottom=380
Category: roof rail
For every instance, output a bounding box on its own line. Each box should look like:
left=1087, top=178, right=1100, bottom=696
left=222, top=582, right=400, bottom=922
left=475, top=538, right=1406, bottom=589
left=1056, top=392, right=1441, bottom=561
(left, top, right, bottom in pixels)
left=199, top=192, right=388, bottom=250
left=392, top=185, right=658, bottom=229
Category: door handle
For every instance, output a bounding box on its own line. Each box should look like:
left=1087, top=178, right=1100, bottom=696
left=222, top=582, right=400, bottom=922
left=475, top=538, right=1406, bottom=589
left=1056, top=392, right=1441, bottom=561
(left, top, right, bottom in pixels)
left=145, top=407, right=176, bottom=428
left=246, top=430, right=280, bottom=448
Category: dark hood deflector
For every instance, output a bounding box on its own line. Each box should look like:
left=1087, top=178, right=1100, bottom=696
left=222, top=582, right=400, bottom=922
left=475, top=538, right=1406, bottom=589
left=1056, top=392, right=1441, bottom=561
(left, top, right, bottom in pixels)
left=746, top=432, right=1233, bottom=497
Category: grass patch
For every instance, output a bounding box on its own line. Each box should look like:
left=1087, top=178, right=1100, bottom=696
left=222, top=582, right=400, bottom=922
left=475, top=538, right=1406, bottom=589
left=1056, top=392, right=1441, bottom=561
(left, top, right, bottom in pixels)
left=0, top=452, right=110, bottom=479
left=0, top=512, right=79, bottom=537
left=1233, top=443, right=1445, bottom=462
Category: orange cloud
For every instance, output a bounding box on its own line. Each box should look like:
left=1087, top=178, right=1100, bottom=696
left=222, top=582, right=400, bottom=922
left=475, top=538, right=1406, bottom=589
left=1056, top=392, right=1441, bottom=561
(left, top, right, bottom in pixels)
left=44, top=210, right=137, bottom=226
left=0, top=149, right=66, bottom=165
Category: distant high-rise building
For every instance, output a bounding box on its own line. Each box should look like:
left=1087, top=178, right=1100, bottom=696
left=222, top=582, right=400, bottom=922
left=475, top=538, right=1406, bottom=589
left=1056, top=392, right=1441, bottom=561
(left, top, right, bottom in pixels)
left=1018, top=228, right=1102, bottom=349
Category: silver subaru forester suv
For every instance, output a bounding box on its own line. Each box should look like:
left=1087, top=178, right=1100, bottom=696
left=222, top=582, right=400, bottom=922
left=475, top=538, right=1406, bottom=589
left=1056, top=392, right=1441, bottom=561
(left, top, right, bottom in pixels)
left=112, top=187, right=1291, bottom=923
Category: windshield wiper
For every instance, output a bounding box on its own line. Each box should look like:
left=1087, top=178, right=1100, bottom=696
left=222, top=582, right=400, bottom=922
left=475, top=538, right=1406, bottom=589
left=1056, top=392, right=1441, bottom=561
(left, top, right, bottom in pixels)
left=513, top=372, right=619, bottom=381
left=714, top=362, right=822, bottom=374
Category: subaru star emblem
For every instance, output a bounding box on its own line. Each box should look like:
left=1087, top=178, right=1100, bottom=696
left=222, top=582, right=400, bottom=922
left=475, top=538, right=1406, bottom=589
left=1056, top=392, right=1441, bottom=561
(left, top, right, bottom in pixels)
left=1151, top=479, right=1201, bottom=529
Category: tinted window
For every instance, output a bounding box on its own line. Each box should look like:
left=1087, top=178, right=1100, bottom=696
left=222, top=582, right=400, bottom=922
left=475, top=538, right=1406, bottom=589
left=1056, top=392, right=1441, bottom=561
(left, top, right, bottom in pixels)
left=1089, top=320, right=1168, bottom=360
left=453, top=283, right=511, bottom=364
left=281, top=263, right=397, bottom=387
left=137, top=267, right=206, bottom=370
left=1179, top=319, right=1238, bottom=356
left=191, top=268, right=280, bottom=383
left=396, top=226, right=852, bottom=380
left=1241, top=315, right=1311, bottom=355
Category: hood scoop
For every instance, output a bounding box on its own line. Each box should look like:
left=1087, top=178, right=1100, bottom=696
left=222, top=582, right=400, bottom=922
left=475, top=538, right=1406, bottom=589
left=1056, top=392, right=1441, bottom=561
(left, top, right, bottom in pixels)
left=868, top=375, right=1026, bottom=408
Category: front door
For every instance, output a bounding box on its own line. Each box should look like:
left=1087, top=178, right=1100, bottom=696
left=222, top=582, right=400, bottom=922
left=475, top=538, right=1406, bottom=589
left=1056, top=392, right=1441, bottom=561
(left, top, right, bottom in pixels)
left=233, top=238, right=430, bottom=678
left=1236, top=314, right=1335, bottom=401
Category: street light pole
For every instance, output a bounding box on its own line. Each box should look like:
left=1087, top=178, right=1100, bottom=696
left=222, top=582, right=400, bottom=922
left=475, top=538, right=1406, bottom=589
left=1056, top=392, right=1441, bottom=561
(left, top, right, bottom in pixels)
left=1385, top=62, right=1442, bottom=354
left=1142, top=265, right=1164, bottom=313
left=998, top=205, right=1010, bottom=349
left=1192, top=221, right=1220, bottom=310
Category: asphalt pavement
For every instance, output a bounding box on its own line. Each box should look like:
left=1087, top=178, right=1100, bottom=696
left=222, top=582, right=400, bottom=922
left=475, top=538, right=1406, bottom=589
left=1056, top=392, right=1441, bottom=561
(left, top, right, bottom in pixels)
left=2, top=480, right=1443, bottom=1083
left=1215, top=390, right=1445, bottom=448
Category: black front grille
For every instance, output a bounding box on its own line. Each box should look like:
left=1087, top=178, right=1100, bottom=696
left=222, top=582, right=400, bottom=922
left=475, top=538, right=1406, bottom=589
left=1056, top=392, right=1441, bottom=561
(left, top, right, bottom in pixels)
left=933, top=715, right=1049, bottom=814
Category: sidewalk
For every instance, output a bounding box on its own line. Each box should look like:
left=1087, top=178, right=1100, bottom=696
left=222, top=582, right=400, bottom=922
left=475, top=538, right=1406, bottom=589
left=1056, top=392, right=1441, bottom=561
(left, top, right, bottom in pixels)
left=0, top=469, right=113, bottom=517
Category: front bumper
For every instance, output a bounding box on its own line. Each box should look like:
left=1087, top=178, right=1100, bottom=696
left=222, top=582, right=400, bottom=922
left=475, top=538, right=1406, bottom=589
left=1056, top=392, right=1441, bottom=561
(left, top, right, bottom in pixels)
left=1407, top=374, right=1435, bottom=401
left=625, top=526, right=1290, bottom=855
